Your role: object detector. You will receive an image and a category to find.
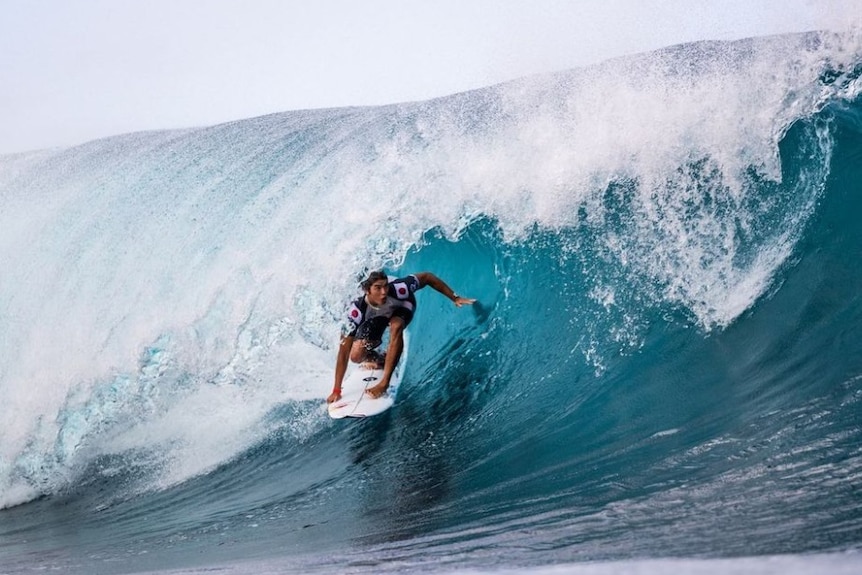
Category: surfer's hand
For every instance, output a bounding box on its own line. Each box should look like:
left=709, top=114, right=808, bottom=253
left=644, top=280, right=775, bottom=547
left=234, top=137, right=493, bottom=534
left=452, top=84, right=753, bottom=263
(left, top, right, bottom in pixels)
left=366, top=383, right=389, bottom=399
left=327, top=389, right=341, bottom=403
left=454, top=296, right=476, bottom=307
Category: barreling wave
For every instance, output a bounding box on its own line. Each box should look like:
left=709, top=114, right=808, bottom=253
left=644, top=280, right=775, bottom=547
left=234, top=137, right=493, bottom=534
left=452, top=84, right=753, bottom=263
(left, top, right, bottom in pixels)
left=1, top=30, right=861, bottom=574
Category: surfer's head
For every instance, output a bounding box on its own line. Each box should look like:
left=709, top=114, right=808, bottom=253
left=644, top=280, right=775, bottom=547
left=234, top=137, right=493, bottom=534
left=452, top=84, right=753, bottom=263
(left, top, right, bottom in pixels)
left=362, top=270, right=389, bottom=306
left=361, top=270, right=388, bottom=291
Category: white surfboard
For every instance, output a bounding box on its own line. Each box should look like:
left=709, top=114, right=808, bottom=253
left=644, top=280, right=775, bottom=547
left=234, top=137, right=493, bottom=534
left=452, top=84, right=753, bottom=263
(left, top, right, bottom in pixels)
left=327, top=347, right=406, bottom=419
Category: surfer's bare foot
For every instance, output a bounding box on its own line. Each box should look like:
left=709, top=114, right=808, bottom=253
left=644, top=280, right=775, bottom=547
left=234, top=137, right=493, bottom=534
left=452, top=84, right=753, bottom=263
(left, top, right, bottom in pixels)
left=366, top=383, right=389, bottom=399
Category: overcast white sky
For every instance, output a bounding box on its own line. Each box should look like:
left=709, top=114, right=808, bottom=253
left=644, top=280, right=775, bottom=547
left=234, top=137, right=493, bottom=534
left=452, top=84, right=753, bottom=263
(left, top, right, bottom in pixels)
left=1, top=1, right=859, bottom=155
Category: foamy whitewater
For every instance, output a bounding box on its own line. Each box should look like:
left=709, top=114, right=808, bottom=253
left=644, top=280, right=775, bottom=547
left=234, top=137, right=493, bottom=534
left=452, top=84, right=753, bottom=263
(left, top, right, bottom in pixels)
left=1, top=31, right=862, bottom=574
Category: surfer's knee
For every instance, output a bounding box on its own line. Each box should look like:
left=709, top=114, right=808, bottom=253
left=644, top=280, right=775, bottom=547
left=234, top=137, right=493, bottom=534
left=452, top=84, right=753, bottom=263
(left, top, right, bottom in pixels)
left=349, top=341, right=367, bottom=363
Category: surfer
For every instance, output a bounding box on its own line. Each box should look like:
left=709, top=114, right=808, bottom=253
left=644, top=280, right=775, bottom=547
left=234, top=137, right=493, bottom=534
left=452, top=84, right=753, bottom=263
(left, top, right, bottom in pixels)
left=327, top=270, right=475, bottom=403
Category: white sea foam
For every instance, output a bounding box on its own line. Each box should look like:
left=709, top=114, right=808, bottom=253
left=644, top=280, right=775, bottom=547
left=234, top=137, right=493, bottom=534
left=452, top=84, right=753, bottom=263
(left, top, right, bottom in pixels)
left=132, top=551, right=862, bottom=575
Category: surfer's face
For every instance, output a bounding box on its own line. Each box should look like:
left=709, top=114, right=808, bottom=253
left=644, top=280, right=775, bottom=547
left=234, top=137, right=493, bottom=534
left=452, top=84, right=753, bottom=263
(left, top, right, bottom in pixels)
left=366, top=279, right=388, bottom=307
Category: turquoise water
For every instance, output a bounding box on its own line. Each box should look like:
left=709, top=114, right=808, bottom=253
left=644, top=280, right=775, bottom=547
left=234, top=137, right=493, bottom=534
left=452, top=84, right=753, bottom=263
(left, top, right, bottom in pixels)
left=1, top=31, right=861, bottom=574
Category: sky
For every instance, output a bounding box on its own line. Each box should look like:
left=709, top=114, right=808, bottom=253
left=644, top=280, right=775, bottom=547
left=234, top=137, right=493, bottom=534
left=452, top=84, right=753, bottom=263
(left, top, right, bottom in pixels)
left=1, top=0, right=859, bottom=155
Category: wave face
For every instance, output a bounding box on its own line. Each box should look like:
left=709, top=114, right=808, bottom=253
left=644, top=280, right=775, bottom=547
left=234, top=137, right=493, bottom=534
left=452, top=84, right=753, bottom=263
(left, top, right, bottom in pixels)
left=1, top=31, right=862, bottom=574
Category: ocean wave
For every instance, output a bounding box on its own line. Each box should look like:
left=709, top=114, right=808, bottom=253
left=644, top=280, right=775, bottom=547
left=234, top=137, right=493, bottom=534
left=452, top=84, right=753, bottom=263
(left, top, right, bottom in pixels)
left=1, top=30, right=861, bottom=575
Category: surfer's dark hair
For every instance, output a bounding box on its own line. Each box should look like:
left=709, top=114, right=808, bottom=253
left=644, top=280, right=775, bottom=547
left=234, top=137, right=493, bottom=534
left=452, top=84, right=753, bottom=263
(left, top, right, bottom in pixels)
left=361, top=270, right=388, bottom=291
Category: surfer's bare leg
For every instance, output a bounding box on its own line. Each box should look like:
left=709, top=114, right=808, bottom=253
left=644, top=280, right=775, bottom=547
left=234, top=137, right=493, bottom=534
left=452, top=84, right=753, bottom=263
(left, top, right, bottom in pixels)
left=366, top=317, right=404, bottom=399
left=349, top=339, right=384, bottom=368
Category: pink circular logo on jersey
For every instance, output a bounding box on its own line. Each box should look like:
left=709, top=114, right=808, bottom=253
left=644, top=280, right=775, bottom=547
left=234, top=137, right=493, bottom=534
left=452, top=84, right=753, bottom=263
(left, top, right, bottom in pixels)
left=398, top=286, right=407, bottom=296
left=350, top=309, right=360, bottom=318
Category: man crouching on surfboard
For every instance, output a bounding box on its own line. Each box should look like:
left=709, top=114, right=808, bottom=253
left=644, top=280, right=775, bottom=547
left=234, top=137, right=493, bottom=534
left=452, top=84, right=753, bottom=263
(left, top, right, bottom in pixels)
left=327, top=270, right=475, bottom=403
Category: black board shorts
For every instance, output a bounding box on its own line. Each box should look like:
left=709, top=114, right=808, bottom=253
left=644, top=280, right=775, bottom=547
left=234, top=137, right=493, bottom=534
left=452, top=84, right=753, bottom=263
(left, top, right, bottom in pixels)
left=353, top=306, right=414, bottom=348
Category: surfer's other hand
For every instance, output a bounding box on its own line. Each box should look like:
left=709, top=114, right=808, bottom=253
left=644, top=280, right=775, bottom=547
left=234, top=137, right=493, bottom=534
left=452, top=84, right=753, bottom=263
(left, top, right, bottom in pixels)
left=454, top=295, right=476, bottom=307
left=366, top=383, right=389, bottom=399
left=327, top=390, right=341, bottom=403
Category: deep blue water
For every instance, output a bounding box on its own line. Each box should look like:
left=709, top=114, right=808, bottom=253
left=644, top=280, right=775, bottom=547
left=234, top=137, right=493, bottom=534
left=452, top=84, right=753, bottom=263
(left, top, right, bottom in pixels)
left=1, top=31, right=861, bottom=574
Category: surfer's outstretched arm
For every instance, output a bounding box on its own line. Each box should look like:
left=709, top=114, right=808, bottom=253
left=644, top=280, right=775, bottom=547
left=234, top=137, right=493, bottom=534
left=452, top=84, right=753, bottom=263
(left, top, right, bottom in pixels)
left=328, top=335, right=353, bottom=403
left=414, top=272, right=476, bottom=307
